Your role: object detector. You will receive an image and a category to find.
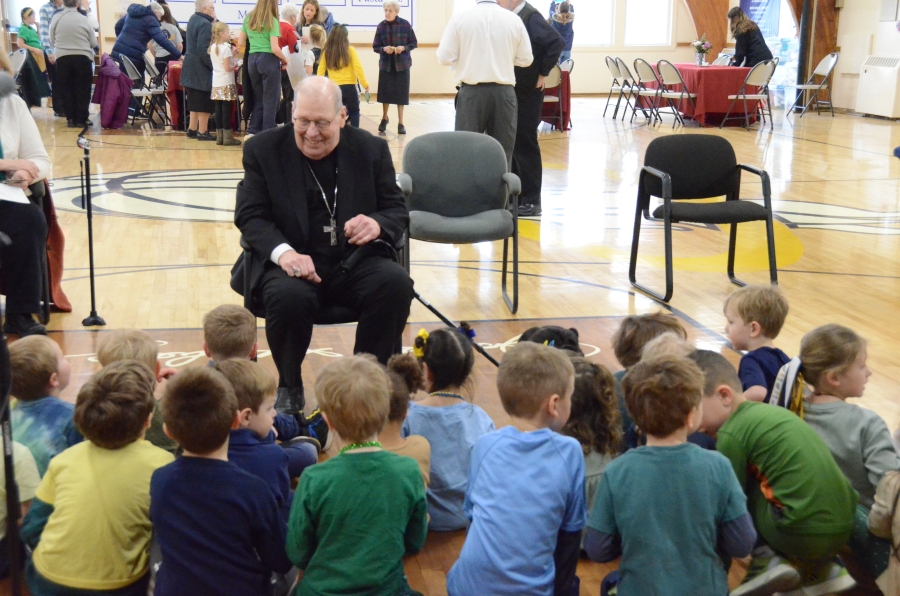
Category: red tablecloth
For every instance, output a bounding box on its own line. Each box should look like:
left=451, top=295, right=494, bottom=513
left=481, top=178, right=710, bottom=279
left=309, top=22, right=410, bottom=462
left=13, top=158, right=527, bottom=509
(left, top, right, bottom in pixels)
left=667, top=64, right=755, bottom=127
left=165, top=62, right=183, bottom=129
left=541, top=70, right=571, bottom=131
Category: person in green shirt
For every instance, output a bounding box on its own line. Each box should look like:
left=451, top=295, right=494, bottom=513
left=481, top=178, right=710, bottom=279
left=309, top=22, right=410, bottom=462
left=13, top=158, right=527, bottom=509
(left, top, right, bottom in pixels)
left=691, top=350, right=858, bottom=596
left=238, top=0, right=288, bottom=135
left=287, top=356, right=427, bottom=596
left=17, top=8, right=46, bottom=63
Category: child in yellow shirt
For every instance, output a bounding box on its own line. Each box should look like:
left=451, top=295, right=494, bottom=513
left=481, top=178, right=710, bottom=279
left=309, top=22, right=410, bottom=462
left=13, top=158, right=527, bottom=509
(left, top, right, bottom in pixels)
left=318, top=24, right=368, bottom=126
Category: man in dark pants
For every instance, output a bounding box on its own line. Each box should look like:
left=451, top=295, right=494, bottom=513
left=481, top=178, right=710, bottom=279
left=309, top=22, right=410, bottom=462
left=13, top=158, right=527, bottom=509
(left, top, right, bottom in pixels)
left=234, top=77, right=413, bottom=414
left=505, top=0, right=563, bottom=217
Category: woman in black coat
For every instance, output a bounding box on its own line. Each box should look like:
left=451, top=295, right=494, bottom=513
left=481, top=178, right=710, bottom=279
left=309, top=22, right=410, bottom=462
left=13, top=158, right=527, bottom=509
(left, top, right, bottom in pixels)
left=727, top=7, right=773, bottom=67
left=181, top=0, right=217, bottom=140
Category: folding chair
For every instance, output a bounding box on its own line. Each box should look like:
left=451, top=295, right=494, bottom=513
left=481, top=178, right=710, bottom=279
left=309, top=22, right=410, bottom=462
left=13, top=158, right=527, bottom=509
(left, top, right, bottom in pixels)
left=786, top=52, right=838, bottom=117
left=559, top=59, right=574, bottom=73
left=616, top=57, right=646, bottom=121
left=711, top=55, right=732, bottom=66
left=603, top=56, right=624, bottom=118
left=541, top=65, right=563, bottom=130
left=142, top=55, right=171, bottom=126
left=720, top=60, right=777, bottom=130
left=121, top=55, right=167, bottom=127
left=632, top=58, right=664, bottom=125
left=657, top=60, right=698, bottom=128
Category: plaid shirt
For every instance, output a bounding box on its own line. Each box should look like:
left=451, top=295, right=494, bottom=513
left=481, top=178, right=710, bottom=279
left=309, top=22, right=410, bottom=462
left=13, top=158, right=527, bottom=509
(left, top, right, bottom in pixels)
left=372, top=17, right=417, bottom=72
left=39, top=1, right=61, bottom=53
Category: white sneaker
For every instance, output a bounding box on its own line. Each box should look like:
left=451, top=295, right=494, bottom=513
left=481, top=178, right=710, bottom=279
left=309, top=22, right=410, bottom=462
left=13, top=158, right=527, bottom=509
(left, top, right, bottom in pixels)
left=731, top=550, right=802, bottom=596
left=775, top=560, right=856, bottom=596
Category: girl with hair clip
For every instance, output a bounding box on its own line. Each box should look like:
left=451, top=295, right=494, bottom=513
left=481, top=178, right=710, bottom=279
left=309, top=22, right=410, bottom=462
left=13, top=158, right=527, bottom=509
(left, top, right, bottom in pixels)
left=318, top=24, right=368, bottom=127
left=775, top=324, right=900, bottom=579
left=561, top=358, right=621, bottom=529
left=209, top=21, right=241, bottom=146
left=398, top=328, right=495, bottom=531
left=381, top=353, right=431, bottom=488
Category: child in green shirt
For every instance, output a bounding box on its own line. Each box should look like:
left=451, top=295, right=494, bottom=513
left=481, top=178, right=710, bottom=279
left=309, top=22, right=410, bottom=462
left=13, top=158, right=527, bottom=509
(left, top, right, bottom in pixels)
left=287, top=356, right=428, bottom=596
left=690, top=350, right=858, bottom=596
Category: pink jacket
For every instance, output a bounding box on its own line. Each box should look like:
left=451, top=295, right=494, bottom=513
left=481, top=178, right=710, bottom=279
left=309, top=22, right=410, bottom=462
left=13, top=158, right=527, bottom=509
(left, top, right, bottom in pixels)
left=91, top=53, right=134, bottom=129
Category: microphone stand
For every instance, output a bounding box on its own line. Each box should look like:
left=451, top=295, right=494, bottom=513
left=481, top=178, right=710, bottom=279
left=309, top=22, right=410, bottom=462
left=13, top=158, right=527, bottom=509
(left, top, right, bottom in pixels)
left=0, top=232, right=22, bottom=596
left=77, top=129, right=105, bottom=327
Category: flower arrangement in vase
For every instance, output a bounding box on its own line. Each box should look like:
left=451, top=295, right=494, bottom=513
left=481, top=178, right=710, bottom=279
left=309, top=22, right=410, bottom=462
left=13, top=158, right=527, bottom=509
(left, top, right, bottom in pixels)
left=691, top=35, right=712, bottom=66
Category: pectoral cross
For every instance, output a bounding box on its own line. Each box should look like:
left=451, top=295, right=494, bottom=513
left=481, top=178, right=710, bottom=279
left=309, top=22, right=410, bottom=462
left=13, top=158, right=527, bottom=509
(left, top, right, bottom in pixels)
left=324, top=217, right=337, bottom=246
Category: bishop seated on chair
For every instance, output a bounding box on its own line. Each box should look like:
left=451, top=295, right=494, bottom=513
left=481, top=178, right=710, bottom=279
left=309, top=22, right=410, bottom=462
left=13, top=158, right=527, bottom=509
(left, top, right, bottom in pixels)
left=233, top=77, right=413, bottom=415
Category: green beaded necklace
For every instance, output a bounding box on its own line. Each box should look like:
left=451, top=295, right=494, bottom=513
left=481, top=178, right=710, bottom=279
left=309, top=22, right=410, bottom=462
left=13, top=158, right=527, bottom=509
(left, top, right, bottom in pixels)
left=339, top=441, right=382, bottom=454
left=429, top=391, right=465, bottom=401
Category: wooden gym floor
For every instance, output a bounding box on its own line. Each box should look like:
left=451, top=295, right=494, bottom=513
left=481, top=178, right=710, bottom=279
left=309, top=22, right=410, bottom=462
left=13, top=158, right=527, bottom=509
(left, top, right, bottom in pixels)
left=4, top=96, right=900, bottom=595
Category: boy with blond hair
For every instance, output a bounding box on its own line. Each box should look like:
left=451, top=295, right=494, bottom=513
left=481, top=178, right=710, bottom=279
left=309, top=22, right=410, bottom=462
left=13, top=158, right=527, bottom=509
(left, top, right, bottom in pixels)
left=584, top=355, right=755, bottom=596
left=9, top=335, right=81, bottom=476
left=691, top=350, right=858, bottom=596
left=447, top=342, right=585, bottom=596
left=216, top=359, right=317, bottom=522
left=151, top=367, right=291, bottom=596
left=96, top=329, right=178, bottom=454
left=21, top=361, right=174, bottom=595
left=287, top=356, right=427, bottom=596
left=723, top=284, right=790, bottom=403
left=201, top=304, right=330, bottom=449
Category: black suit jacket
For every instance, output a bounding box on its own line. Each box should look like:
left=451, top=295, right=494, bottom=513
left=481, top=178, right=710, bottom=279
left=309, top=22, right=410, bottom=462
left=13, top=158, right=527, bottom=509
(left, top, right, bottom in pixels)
left=233, top=124, right=409, bottom=295
left=514, top=2, right=564, bottom=97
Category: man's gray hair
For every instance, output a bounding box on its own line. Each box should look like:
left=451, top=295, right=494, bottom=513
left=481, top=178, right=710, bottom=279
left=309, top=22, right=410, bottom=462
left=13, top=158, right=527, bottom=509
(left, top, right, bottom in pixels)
left=150, top=1, right=164, bottom=16
left=195, top=0, right=213, bottom=12
left=281, top=3, right=300, bottom=20
left=294, top=76, right=343, bottom=115
left=383, top=0, right=400, bottom=11
left=62, top=0, right=78, bottom=8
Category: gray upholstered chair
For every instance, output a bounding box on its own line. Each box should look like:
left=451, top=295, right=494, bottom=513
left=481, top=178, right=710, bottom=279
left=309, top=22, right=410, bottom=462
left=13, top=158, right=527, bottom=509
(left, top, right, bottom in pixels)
left=397, top=131, right=521, bottom=314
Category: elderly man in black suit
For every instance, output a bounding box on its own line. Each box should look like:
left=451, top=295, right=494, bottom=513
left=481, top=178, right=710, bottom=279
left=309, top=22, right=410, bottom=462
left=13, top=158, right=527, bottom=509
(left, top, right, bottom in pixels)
left=234, top=76, right=412, bottom=413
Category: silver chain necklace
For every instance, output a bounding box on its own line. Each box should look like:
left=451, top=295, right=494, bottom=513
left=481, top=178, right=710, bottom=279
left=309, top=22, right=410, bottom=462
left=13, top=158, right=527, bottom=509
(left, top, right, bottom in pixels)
left=305, top=160, right=339, bottom=246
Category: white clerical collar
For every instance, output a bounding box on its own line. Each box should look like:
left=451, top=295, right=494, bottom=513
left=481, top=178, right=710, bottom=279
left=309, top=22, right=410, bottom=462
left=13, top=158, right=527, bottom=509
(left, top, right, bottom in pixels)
left=513, top=1, right=526, bottom=13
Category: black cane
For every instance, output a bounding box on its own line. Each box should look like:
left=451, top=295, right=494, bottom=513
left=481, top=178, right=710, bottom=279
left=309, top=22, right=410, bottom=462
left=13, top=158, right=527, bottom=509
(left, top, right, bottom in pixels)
left=413, top=290, right=500, bottom=367
left=0, top=231, right=22, bottom=596
left=78, top=130, right=106, bottom=327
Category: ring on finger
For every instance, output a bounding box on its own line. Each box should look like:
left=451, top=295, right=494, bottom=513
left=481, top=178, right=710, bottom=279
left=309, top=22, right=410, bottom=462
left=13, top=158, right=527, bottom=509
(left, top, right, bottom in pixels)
left=292, top=267, right=301, bottom=275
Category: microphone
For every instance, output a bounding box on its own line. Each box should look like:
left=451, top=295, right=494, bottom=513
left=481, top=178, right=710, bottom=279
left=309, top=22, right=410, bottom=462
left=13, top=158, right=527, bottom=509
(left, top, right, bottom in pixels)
left=0, top=73, right=17, bottom=99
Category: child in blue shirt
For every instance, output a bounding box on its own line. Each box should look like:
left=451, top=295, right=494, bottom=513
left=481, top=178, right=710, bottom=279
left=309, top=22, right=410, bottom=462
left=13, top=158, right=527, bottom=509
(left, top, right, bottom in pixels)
left=585, top=355, right=756, bottom=596
left=216, top=359, right=317, bottom=523
left=401, top=328, right=495, bottom=531
left=9, top=335, right=81, bottom=476
left=151, top=367, right=291, bottom=596
left=723, top=284, right=791, bottom=403
left=447, top=342, right=586, bottom=596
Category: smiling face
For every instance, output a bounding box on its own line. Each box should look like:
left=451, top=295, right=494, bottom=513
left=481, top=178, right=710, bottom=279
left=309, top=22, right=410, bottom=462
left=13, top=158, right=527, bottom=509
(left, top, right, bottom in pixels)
left=384, top=5, right=398, bottom=20
left=292, top=85, right=346, bottom=161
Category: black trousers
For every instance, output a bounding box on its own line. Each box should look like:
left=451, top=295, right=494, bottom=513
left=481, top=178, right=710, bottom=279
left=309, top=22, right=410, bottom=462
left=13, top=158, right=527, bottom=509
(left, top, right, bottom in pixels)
left=214, top=100, right=233, bottom=130
left=0, top=201, right=47, bottom=315
left=260, top=255, right=413, bottom=389
left=45, top=50, right=61, bottom=114
left=55, top=55, right=93, bottom=124
left=512, top=87, right=546, bottom=206
left=339, top=84, right=361, bottom=127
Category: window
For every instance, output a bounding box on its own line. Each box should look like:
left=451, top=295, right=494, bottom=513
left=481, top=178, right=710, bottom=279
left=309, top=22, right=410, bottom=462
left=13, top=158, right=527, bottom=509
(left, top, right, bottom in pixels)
left=624, top=0, right=672, bottom=45
left=572, top=0, right=614, bottom=46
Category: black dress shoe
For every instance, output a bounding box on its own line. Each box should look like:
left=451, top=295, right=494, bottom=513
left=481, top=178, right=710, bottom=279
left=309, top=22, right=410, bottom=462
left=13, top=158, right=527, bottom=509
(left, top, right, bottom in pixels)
left=518, top=203, right=542, bottom=217
left=3, top=314, right=47, bottom=337
left=67, top=119, right=76, bottom=128
left=378, top=118, right=388, bottom=133
left=185, top=129, right=198, bottom=138
left=54, top=111, right=66, bottom=118
left=196, top=131, right=216, bottom=141
left=85, top=118, right=93, bottom=126
left=275, top=386, right=305, bottom=415
left=397, top=124, right=406, bottom=135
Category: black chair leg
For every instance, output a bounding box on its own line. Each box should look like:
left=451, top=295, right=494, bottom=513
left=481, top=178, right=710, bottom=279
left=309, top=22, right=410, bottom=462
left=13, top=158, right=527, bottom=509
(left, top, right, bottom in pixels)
left=40, top=245, right=50, bottom=324
left=726, top=222, right=746, bottom=288
left=765, top=214, right=778, bottom=285
left=629, top=199, right=673, bottom=302
left=501, top=233, right=518, bottom=314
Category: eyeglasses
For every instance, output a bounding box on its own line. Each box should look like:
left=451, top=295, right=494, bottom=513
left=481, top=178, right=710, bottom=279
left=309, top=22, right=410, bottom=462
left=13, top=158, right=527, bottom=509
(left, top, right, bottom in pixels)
left=294, top=117, right=337, bottom=131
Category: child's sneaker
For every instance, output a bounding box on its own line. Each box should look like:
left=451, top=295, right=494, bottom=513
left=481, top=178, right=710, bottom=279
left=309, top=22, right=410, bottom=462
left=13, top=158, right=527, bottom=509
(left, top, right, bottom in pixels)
left=731, top=547, right=801, bottom=596
left=776, top=559, right=856, bottom=596
left=305, top=409, right=332, bottom=452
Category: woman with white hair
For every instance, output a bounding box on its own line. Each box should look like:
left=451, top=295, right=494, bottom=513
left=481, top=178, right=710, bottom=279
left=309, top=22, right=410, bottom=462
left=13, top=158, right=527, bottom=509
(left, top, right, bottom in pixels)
left=372, top=0, right=417, bottom=135
left=181, top=0, right=217, bottom=140
left=49, top=0, right=97, bottom=127
left=0, top=53, right=53, bottom=336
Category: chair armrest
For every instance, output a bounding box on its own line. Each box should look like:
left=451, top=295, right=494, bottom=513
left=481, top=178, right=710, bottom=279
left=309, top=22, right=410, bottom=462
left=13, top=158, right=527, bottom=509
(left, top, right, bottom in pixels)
left=502, top=172, right=521, bottom=197
left=640, top=166, right=671, bottom=200
left=397, top=173, right=413, bottom=199
left=737, top=163, right=771, bottom=198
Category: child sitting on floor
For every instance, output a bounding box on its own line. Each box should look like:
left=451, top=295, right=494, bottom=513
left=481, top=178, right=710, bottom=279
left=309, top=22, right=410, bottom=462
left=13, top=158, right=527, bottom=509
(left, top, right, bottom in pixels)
left=383, top=352, right=431, bottom=487
left=9, top=335, right=81, bottom=476
left=202, top=304, right=330, bottom=450
left=22, top=361, right=174, bottom=596
left=691, top=349, right=858, bottom=596
left=0, top=442, right=39, bottom=579
left=96, top=329, right=178, bottom=454
left=287, top=356, right=427, bottom=596
left=610, top=312, right=687, bottom=449
left=585, top=355, right=755, bottom=596
left=402, top=328, right=495, bottom=531
left=869, top=471, right=900, bottom=594
left=560, top=358, right=620, bottom=525
left=151, top=366, right=291, bottom=596
left=447, top=342, right=585, bottom=596
left=723, top=285, right=791, bottom=403
left=215, top=359, right=317, bottom=522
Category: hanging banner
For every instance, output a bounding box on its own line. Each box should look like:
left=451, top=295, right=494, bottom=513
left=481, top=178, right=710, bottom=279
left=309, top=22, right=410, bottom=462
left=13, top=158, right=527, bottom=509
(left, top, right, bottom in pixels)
left=157, top=0, right=413, bottom=29
left=740, top=0, right=780, bottom=38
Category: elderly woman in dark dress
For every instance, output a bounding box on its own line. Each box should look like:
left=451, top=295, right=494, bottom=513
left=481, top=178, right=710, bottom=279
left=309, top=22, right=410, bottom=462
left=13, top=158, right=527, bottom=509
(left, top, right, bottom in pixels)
left=372, top=0, right=417, bottom=135
left=727, top=7, right=773, bottom=67
left=181, top=0, right=217, bottom=141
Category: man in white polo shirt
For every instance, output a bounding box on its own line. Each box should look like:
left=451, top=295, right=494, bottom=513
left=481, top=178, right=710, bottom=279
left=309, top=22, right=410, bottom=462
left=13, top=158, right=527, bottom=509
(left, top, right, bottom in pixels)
left=437, top=0, right=533, bottom=168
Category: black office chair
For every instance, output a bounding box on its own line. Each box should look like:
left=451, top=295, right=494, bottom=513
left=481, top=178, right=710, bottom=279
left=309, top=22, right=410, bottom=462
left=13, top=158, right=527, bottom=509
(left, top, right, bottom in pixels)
left=629, top=135, right=777, bottom=302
